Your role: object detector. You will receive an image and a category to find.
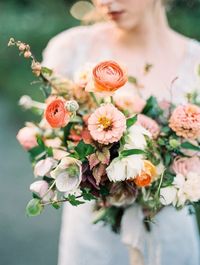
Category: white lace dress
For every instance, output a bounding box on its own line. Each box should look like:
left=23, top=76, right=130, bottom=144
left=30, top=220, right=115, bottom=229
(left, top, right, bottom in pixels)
left=43, top=23, right=200, bottom=265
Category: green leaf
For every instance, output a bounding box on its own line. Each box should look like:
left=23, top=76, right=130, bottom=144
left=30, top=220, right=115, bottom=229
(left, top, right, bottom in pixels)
left=142, top=96, right=163, bottom=119
left=74, top=140, right=95, bottom=160
left=26, top=199, right=43, bottom=217
left=128, top=75, right=138, bottom=85
left=99, top=186, right=110, bottom=196
left=37, top=136, right=45, bottom=148
left=81, top=188, right=96, bottom=201
left=126, top=115, right=137, bottom=128
left=164, top=153, right=171, bottom=167
left=67, top=194, right=85, bottom=206
left=120, top=149, right=146, bottom=157
left=181, top=142, right=200, bottom=152
left=41, top=66, right=53, bottom=76
left=52, top=202, right=61, bottom=210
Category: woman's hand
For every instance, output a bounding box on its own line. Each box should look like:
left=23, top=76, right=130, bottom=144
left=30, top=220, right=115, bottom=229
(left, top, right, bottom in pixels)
left=129, top=247, right=145, bottom=265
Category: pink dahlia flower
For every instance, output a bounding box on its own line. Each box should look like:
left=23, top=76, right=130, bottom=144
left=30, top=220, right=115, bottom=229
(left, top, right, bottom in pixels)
left=136, top=114, right=160, bottom=139
left=88, top=104, right=126, bottom=145
left=172, top=156, right=200, bottom=176
left=169, top=104, right=200, bottom=139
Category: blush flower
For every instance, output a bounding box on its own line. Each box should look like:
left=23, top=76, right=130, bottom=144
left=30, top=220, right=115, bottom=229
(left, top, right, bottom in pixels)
left=172, top=156, right=200, bottom=176
left=114, top=93, right=145, bottom=114
left=169, top=104, right=200, bottom=139
left=136, top=114, right=160, bottom=139
left=86, top=61, right=128, bottom=94
left=16, top=126, right=38, bottom=150
left=88, top=104, right=126, bottom=145
left=45, top=99, right=70, bottom=128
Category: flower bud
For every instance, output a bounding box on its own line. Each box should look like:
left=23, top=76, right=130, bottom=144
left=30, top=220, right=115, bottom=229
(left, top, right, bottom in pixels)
left=31, top=61, right=42, bottom=76
left=24, top=50, right=32, bottom=58
left=169, top=139, right=180, bottom=149
left=65, top=100, right=79, bottom=112
left=8, top=38, right=15, bottom=46
left=19, top=95, right=33, bottom=109
left=18, top=43, right=26, bottom=51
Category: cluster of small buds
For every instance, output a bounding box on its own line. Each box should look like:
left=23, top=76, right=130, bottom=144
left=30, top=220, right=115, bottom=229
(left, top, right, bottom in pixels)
left=8, top=38, right=32, bottom=59
left=19, top=95, right=33, bottom=109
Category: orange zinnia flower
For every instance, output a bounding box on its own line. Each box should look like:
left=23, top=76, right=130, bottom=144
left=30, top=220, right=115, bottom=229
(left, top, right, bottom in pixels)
left=134, top=160, right=157, bottom=187
left=86, top=61, right=127, bottom=93
left=45, top=99, right=70, bottom=128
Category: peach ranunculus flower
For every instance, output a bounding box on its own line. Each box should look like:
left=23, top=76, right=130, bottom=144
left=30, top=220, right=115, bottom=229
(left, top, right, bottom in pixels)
left=133, top=160, right=157, bottom=187
left=16, top=126, right=38, bottom=150
left=86, top=61, right=128, bottom=93
left=136, top=114, right=160, bottom=139
left=45, top=98, right=70, bottom=128
left=113, top=93, right=146, bottom=114
left=88, top=104, right=126, bottom=145
left=172, top=156, right=200, bottom=176
left=169, top=104, right=200, bottom=139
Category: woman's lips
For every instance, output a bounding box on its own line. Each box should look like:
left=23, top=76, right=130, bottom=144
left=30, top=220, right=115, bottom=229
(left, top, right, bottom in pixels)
left=107, top=10, right=125, bottom=20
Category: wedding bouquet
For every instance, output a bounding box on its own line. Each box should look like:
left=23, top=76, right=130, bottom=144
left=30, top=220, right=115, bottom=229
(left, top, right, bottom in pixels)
left=9, top=38, right=200, bottom=232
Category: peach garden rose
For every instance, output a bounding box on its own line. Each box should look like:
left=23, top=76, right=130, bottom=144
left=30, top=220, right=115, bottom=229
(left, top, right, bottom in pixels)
left=86, top=60, right=128, bottom=94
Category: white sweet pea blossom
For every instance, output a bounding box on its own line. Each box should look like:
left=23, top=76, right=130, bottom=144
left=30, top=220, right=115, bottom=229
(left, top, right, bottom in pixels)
left=182, top=172, right=200, bottom=202
left=34, top=157, right=58, bottom=177
left=124, top=124, right=151, bottom=150
left=50, top=157, right=82, bottom=192
left=106, top=155, right=144, bottom=182
left=160, top=186, right=177, bottom=206
left=30, top=180, right=54, bottom=202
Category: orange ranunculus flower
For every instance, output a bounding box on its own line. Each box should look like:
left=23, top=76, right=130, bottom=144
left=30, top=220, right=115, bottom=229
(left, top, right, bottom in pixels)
left=88, top=61, right=128, bottom=93
left=134, top=160, right=157, bottom=187
left=45, top=99, right=70, bottom=128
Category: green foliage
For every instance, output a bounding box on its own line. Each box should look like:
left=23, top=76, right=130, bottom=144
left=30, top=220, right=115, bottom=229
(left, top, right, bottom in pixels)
left=66, top=194, right=85, bottom=206
left=74, top=140, right=95, bottom=161
left=142, top=96, right=163, bottom=119
left=120, top=149, right=146, bottom=158
left=126, top=115, right=137, bottom=128
left=181, top=141, right=200, bottom=152
left=81, top=188, right=96, bottom=201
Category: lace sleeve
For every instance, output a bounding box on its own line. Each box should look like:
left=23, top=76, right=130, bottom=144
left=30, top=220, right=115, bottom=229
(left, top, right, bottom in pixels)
left=42, top=26, right=91, bottom=79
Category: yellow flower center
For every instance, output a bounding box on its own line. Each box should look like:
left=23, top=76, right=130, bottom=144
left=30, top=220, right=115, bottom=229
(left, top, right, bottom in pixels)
left=98, top=116, right=112, bottom=130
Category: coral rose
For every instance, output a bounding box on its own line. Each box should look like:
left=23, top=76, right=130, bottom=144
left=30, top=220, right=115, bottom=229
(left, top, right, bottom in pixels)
left=169, top=104, right=200, bottom=139
left=86, top=61, right=128, bottom=93
left=88, top=104, right=126, bottom=145
left=136, top=114, right=160, bottom=139
left=45, top=99, right=70, bottom=128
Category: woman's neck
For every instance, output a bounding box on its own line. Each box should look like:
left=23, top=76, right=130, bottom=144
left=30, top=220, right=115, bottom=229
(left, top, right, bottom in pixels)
left=111, top=4, right=173, bottom=50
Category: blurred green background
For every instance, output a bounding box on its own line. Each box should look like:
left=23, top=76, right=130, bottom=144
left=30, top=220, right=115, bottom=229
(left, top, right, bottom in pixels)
left=0, top=1, right=200, bottom=264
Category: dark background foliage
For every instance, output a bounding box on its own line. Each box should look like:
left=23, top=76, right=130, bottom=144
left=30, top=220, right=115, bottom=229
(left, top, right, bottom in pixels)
left=0, top=1, right=200, bottom=265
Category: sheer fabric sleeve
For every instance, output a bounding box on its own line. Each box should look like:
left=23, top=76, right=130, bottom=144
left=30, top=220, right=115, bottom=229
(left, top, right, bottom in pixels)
left=42, top=26, right=91, bottom=79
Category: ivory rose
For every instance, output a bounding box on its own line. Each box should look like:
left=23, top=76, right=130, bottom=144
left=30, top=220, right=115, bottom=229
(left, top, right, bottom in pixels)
left=16, top=126, right=38, bottom=150
left=45, top=98, right=70, bottom=128
left=106, top=155, right=144, bottom=182
left=86, top=60, right=128, bottom=93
